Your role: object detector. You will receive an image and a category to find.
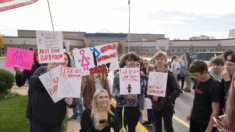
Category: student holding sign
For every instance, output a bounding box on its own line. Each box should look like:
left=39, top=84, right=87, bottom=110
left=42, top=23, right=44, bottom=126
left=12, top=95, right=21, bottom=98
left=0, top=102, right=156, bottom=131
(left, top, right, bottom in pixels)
left=148, top=51, right=181, bottom=132
left=26, top=52, right=78, bottom=132
left=112, top=52, right=145, bottom=132
left=13, top=49, right=43, bottom=96
left=80, top=88, right=123, bottom=132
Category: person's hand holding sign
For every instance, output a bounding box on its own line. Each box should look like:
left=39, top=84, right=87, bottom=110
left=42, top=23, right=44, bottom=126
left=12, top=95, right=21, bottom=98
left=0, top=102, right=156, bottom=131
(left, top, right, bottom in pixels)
left=47, top=63, right=58, bottom=71
left=13, top=65, right=22, bottom=75
left=94, top=123, right=108, bottom=131
left=65, top=97, right=73, bottom=105
left=125, top=94, right=134, bottom=99
left=153, top=96, right=159, bottom=102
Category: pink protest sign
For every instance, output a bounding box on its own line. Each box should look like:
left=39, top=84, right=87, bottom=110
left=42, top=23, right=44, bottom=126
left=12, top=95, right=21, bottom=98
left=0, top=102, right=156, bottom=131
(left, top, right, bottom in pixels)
left=5, top=47, right=34, bottom=70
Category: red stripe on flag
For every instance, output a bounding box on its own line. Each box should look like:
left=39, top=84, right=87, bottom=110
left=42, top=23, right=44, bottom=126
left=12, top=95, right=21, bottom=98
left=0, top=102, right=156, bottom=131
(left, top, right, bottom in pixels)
left=0, top=0, right=14, bottom=3
left=128, top=0, right=130, bottom=5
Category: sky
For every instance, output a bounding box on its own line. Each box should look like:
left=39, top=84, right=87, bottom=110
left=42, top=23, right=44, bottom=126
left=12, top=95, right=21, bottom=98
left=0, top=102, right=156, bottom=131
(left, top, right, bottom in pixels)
left=0, top=0, right=235, bottom=40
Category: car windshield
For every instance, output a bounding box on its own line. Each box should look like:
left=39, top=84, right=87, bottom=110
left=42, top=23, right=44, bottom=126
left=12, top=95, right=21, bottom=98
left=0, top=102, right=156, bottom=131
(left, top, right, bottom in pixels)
left=196, top=53, right=222, bottom=61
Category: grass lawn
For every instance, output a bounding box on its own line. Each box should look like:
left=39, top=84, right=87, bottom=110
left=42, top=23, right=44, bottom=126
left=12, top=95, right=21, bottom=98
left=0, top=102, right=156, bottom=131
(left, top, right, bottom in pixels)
left=0, top=95, right=29, bottom=132
left=0, top=93, right=67, bottom=132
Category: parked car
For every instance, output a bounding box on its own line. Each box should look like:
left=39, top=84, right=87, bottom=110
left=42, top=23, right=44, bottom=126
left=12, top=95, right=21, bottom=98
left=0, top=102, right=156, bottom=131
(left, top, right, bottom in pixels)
left=190, top=52, right=223, bottom=65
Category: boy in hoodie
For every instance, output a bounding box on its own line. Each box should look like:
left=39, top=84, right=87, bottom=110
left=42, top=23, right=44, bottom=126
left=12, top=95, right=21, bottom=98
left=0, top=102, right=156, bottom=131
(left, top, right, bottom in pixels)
left=149, top=51, right=181, bottom=132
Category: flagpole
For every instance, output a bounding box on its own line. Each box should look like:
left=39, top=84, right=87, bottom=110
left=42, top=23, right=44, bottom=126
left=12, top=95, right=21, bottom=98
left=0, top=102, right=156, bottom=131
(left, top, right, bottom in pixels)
left=128, top=1, right=130, bottom=52
left=47, top=0, right=54, bottom=31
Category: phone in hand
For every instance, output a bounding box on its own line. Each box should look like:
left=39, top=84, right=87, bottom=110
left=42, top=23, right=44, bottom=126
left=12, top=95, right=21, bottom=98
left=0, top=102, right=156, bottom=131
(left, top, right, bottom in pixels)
left=213, top=117, right=225, bottom=129
left=99, top=119, right=108, bottom=124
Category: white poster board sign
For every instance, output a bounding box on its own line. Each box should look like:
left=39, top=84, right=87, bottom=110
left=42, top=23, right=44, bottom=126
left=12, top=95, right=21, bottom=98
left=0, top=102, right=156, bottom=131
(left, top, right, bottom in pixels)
left=147, top=72, right=168, bottom=97
left=57, top=66, right=82, bottom=98
left=119, top=68, right=140, bottom=95
left=73, top=43, right=119, bottom=76
left=36, top=31, right=64, bottom=64
left=39, top=65, right=64, bottom=103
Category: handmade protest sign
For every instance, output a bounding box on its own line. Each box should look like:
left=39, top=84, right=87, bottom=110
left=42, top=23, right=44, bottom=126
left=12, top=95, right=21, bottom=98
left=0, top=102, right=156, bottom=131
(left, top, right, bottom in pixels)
left=147, top=72, right=168, bottom=97
left=39, top=65, right=63, bottom=103
left=119, top=68, right=140, bottom=95
left=73, top=43, right=119, bottom=76
left=5, top=47, right=34, bottom=70
left=57, top=66, right=82, bottom=98
left=36, top=31, right=64, bottom=64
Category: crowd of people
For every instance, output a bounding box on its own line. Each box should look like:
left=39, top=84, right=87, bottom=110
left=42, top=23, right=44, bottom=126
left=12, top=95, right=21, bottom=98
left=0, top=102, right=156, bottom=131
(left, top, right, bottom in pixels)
left=13, top=47, right=235, bottom=132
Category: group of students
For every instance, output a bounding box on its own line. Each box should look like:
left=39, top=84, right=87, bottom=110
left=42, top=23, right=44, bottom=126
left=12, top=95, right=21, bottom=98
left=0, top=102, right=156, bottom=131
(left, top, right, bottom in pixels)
left=170, top=53, right=191, bottom=92
left=13, top=47, right=235, bottom=132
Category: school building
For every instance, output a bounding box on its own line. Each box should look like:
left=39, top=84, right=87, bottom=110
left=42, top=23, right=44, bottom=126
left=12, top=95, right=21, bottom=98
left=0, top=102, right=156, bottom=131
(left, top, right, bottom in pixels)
left=1, top=30, right=235, bottom=57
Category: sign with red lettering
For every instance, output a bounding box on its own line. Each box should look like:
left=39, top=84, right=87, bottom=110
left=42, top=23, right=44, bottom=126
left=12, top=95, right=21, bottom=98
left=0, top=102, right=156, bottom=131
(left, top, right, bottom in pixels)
left=119, top=68, right=140, bottom=95
left=0, top=0, right=38, bottom=12
left=36, top=31, right=64, bottom=64
left=39, top=65, right=63, bottom=103
left=147, top=72, right=168, bottom=97
left=73, top=43, right=119, bottom=76
left=57, top=66, right=82, bottom=98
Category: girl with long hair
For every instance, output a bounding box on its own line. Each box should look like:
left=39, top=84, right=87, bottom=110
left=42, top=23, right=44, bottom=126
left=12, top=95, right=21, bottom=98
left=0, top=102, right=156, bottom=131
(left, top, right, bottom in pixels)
left=80, top=89, right=123, bottom=132
left=82, top=72, right=111, bottom=109
left=214, top=74, right=235, bottom=132
left=178, top=55, right=188, bottom=90
left=171, top=55, right=180, bottom=79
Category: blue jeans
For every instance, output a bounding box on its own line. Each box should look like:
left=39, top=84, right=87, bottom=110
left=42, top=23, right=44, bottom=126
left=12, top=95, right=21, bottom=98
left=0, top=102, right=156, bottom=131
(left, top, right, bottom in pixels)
left=67, top=90, right=84, bottom=118
left=30, top=120, right=62, bottom=132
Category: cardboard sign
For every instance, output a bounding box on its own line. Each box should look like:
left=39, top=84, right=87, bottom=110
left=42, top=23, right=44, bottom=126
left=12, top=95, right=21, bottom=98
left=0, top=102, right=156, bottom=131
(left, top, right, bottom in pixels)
left=5, top=47, right=34, bottom=70
left=36, top=31, right=64, bottom=64
left=73, top=43, right=119, bottom=76
left=39, top=65, right=63, bottom=103
left=57, top=66, right=82, bottom=98
left=147, top=72, right=168, bottom=97
left=119, top=68, right=140, bottom=95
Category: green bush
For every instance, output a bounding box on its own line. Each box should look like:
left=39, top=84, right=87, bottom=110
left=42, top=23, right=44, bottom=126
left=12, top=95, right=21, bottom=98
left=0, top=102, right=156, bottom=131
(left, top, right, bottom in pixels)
left=0, top=69, right=15, bottom=96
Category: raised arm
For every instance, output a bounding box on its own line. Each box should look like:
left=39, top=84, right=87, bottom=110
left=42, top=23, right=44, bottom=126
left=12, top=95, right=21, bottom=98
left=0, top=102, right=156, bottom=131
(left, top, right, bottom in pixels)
left=29, top=67, right=47, bottom=92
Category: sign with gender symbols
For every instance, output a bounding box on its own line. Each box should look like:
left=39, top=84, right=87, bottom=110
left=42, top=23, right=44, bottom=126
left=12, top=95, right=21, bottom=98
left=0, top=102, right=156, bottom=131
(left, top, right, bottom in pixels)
left=73, top=43, right=119, bottom=76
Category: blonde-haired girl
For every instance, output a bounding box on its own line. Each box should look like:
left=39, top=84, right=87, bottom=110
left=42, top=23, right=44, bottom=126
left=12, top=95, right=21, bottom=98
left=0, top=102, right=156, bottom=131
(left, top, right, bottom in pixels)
left=80, top=89, right=123, bottom=132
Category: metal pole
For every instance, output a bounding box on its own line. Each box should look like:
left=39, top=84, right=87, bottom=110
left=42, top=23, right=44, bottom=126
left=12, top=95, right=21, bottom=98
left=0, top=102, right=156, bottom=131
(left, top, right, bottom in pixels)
left=128, top=3, right=130, bottom=52
left=47, top=0, right=54, bottom=31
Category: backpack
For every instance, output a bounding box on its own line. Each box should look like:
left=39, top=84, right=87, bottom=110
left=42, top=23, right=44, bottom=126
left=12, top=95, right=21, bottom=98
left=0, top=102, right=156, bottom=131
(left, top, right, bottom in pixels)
left=179, top=62, right=188, bottom=77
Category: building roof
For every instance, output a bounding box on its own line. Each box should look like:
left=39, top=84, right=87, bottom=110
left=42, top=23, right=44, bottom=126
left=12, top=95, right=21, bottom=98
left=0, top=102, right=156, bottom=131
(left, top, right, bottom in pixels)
left=85, top=33, right=127, bottom=38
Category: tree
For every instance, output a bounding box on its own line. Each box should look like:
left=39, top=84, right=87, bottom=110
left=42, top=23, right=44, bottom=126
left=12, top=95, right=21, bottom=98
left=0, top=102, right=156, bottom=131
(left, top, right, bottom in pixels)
left=174, top=38, right=181, bottom=40
left=189, top=35, right=216, bottom=40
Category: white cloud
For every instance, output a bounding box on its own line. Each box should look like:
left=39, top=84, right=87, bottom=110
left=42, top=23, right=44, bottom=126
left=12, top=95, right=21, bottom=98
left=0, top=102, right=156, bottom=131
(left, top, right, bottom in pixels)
left=205, top=15, right=221, bottom=18
left=131, top=0, right=235, bottom=15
